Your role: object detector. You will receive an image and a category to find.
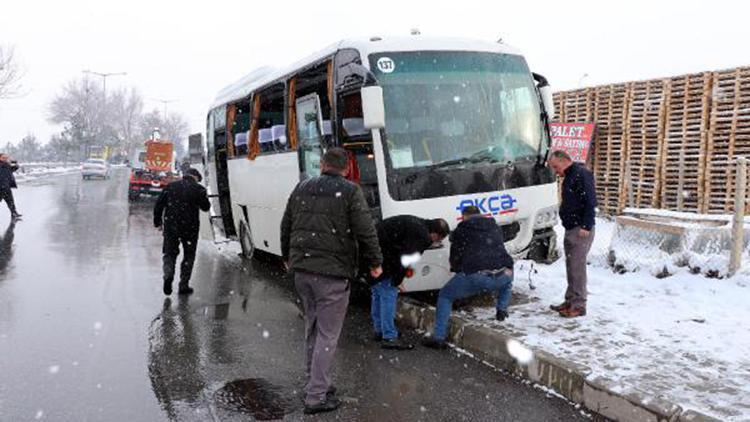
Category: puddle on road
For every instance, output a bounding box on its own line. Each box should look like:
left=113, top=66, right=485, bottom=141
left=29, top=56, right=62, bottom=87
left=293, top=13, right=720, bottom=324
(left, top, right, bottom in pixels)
left=214, top=378, right=292, bottom=420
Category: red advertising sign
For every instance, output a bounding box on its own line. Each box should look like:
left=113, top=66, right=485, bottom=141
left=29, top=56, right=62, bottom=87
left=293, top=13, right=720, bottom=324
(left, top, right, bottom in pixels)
left=550, top=123, right=595, bottom=163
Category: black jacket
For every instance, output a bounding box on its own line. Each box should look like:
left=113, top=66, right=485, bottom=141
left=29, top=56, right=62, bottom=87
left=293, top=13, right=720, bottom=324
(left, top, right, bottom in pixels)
left=450, top=216, right=513, bottom=274
left=154, top=177, right=210, bottom=237
left=376, top=215, right=433, bottom=286
left=281, top=172, right=382, bottom=280
left=0, top=161, right=19, bottom=190
left=559, top=163, right=597, bottom=230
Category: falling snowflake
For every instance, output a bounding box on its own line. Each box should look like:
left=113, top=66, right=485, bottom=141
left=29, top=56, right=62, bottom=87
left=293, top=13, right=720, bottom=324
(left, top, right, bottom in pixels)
left=453, top=96, right=461, bottom=103
left=48, top=365, right=60, bottom=374
left=420, top=406, right=427, bottom=412
left=35, top=410, right=44, bottom=420
left=506, top=339, right=534, bottom=365
left=262, top=330, right=270, bottom=339
left=93, top=322, right=102, bottom=330
left=335, top=192, right=342, bottom=198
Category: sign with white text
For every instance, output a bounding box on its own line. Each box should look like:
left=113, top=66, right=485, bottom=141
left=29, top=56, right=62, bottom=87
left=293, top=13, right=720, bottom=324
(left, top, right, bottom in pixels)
left=550, top=123, right=595, bottom=163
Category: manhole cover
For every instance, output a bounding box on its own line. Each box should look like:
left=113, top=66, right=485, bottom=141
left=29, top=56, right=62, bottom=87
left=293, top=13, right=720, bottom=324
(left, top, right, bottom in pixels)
left=214, top=378, right=293, bottom=420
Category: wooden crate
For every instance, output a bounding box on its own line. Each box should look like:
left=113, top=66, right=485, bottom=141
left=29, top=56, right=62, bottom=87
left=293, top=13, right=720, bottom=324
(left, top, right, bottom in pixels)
left=592, top=83, right=630, bottom=215
left=660, top=72, right=712, bottom=213
left=705, top=67, right=750, bottom=213
left=624, top=79, right=669, bottom=209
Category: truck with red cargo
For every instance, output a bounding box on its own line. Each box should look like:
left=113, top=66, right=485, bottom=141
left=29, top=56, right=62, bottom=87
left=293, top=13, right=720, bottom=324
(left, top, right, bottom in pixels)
left=128, top=136, right=180, bottom=201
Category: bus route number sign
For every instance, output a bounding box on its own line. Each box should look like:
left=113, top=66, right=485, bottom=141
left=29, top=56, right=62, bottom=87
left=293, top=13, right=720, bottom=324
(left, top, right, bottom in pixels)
left=377, top=57, right=395, bottom=73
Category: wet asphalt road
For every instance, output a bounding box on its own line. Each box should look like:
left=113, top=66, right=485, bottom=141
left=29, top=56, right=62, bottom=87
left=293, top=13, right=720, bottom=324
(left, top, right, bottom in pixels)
left=0, top=169, right=594, bottom=421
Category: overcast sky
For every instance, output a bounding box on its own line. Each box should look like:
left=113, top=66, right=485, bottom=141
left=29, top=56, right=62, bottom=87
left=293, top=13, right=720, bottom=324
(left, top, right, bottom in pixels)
left=1, top=0, right=748, bottom=146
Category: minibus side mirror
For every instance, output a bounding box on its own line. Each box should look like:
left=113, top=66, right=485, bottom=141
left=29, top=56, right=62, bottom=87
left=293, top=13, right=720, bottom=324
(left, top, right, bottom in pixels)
left=361, top=86, right=386, bottom=130
left=533, top=73, right=555, bottom=120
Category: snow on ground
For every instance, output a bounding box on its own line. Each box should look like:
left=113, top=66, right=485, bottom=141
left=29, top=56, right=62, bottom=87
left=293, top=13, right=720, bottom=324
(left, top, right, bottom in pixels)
left=463, top=218, right=750, bottom=421
left=15, top=164, right=80, bottom=183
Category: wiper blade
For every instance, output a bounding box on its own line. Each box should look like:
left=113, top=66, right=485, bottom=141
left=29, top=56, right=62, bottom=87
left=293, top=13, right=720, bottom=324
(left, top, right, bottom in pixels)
left=430, top=155, right=498, bottom=170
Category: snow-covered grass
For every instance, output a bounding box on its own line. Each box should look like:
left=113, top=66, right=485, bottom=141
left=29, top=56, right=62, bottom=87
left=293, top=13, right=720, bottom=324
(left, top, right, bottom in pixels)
left=15, top=163, right=80, bottom=183
left=462, top=218, right=750, bottom=421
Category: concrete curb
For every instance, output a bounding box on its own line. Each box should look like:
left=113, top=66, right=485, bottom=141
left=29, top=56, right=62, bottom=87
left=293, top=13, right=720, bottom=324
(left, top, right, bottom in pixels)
left=396, top=297, right=723, bottom=422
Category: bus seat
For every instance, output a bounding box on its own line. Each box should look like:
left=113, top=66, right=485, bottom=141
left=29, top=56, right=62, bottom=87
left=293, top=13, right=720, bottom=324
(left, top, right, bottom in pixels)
left=234, top=131, right=248, bottom=147
left=259, top=128, right=273, bottom=152
left=271, top=125, right=287, bottom=149
left=342, top=118, right=366, bottom=136
left=321, top=120, right=332, bottom=136
left=234, top=131, right=249, bottom=156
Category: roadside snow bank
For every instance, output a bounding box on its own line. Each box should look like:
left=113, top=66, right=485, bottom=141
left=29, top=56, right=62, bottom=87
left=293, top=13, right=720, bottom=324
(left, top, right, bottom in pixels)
left=464, top=218, right=750, bottom=420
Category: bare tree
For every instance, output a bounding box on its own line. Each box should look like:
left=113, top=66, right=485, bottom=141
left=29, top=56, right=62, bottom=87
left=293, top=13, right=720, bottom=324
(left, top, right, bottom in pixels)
left=0, top=45, right=24, bottom=99
left=48, top=77, right=106, bottom=157
left=109, top=87, right=144, bottom=153
left=16, top=133, right=41, bottom=162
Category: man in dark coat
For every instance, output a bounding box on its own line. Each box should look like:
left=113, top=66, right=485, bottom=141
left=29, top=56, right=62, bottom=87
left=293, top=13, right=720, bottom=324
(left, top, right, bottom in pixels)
left=0, top=153, right=21, bottom=220
left=423, top=206, right=514, bottom=349
left=372, top=215, right=449, bottom=350
left=154, top=168, right=210, bottom=296
left=281, top=148, right=382, bottom=415
left=548, top=150, right=596, bottom=318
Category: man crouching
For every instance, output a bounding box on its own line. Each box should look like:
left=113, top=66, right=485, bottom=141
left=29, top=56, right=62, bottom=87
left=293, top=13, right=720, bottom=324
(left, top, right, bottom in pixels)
left=422, top=206, right=514, bottom=349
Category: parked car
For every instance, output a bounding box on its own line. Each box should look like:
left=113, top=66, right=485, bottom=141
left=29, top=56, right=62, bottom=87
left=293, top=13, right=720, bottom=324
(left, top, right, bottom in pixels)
left=81, top=159, right=110, bottom=180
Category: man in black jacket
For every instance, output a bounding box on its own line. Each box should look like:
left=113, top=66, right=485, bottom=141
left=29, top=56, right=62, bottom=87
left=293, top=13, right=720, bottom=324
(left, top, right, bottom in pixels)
left=548, top=150, right=596, bottom=318
left=372, top=215, right=449, bottom=350
left=280, top=148, right=382, bottom=415
left=0, top=153, right=21, bottom=220
left=423, top=206, right=514, bottom=349
left=154, top=168, right=210, bottom=296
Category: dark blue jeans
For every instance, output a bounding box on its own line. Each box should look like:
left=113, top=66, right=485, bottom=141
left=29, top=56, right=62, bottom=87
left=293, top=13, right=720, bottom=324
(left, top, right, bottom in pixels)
left=371, top=278, right=399, bottom=340
left=433, top=272, right=513, bottom=341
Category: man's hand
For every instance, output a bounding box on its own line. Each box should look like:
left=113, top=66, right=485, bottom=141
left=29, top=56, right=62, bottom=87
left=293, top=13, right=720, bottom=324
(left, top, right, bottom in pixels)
left=504, top=268, right=514, bottom=277
left=283, top=261, right=290, bottom=271
left=579, top=228, right=591, bottom=238
left=370, top=266, right=383, bottom=279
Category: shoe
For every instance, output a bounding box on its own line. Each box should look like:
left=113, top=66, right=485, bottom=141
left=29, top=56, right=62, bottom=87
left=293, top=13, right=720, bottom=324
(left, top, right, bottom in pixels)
left=381, top=338, right=414, bottom=351
left=178, top=286, right=194, bottom=295
left=372, top=332, right=383, bottom=342
left=326, top=386, right=336, bottom=399
left=559, top=307, right=586, bottom=318
left=163, top=280, right=173, bottom=295
left=550, top=301, right=571, bottom=312
left=496, top=310, right=509, bottom=321
left=303, top=397, right=341, bottom=415
left=421, top=336, right=448, bottom=350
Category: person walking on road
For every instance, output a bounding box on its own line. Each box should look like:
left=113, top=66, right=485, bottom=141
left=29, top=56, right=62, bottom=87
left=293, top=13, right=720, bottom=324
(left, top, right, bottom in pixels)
left=0, top=153, right=22, bottom=220
left=280, top=148, right=383, bottom=415
left=373, top=215, right=449, bottom=350
left=547, top=150, right=597, bottom=318
left=422, top=206, right=514, bottom=350
left=154, top=168, right=210, bottom=296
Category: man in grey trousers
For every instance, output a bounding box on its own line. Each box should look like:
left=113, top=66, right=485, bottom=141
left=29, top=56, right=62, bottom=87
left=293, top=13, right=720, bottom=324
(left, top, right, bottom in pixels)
left=281, top=148, right=383, bottom=415
left=548, top=150, right=597, bottom=318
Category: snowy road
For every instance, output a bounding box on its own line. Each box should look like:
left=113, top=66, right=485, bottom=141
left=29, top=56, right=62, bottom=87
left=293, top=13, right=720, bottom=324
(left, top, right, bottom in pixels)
left=0, top=170, right=597, bottom=421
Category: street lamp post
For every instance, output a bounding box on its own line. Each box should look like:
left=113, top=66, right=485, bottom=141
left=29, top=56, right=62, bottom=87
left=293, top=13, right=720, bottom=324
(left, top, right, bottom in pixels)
left=151, top=98, right=177, bottom=120
left=82, top=70, right=127, bottom=105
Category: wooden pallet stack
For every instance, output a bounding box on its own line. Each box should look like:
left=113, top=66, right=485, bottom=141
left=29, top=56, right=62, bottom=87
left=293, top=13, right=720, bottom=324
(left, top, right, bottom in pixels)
left=659, top=72, right=712, bottom=213
left=591, top=84, right=630, bottom=215
left=624, top=79, right=669, bottom=209
left=705, top=67, right=750, bottom=213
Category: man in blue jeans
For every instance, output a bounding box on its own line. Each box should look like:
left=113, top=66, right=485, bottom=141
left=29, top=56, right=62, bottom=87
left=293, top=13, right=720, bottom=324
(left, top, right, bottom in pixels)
left=423, top=206, right=514, bottom=349
left=373, top=215, right=450, bottom=350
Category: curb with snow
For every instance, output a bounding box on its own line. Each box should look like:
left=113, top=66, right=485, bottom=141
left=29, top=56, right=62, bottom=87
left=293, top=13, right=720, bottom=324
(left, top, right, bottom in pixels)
left=396, top=297, right=723, bottom=422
